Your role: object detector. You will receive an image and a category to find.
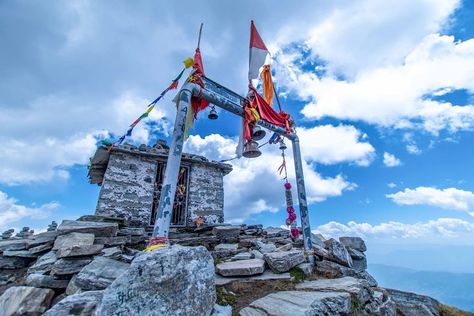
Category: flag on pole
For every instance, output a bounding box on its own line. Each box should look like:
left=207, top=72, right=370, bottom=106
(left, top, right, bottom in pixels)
left=248, top=20, right=269, bottom=81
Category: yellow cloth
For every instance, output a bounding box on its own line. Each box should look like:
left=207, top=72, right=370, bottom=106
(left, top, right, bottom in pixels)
left=183, top=57, right=194, bottom=69
left=144, top=243, right=168, bottom=252
left=261, top=64, right=274, bottom=108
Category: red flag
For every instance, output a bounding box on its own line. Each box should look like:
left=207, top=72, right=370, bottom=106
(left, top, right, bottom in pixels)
left=248, top=21, right=269, bottom=81
left=191, top=47, right=209, bottom=118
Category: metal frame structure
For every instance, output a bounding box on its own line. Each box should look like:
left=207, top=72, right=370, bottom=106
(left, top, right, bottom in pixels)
left=152, top=76, right=313, bottom=251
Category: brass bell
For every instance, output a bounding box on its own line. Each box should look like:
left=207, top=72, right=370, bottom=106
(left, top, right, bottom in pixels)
left=242, top=140, right=262, bottom=158
left=279, top=140, right=287, bottom=151
left=208, top=106, right=218, bottom=120
left=251, top=125, right=266, bottom=141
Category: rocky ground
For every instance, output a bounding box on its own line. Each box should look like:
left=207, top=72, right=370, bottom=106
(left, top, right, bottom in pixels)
left=0, top=216, right=472, bottom=316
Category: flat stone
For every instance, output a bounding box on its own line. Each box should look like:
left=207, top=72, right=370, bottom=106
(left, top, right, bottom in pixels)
left=239, top=237, right=258, bottom=248
left=324, top=238, right=353, bottom=268
left=0, top=239, right=27, bottom=252
left=215, top=243, right=239, bottom=251
left=57, top=220, right=118, bottom=237
left=77, top=215, right=127, bottom=227
left=240, top=291, right=351, bottom=316
left=311, top=233, right=326, bottom=248
left=95, top=245, right=216, bottom=316
left=57, top=244, right=104, bottom=258
left=264, top=250, right=305, bottom=273
left=251, top=249, right=264, bottom=259
left=28, top=251, right=58, bottom=274
left=296, top=276, right=372, bottom=304
left=26, top=274, right=69, bottom=289
left=117, top=227, right=145, bottom=236
left=51, top=258, right=92, bottom=276
left=231, top=252, right=253, bottom=261
left=3, top=250, right=38, bottom=258
left=29, top=242, right=54, bottom=254
left=94, top=236, right=131, bottom=246
left=0, top=256, right=32, bottom=269
left=212, top=226, right=241, bottom=239
left=314, top=244, right=330, bottom=259
left=216, top=259, right=265, bottom=277
left=0, top=286, right=55, bottom=316
left=44, top=290, right=104, bottom=316
left=347, top=248, right=365, bottom=259
left=215, top=270, right=293, bottom=286
left=339, top=236, right=367, bottom=252
left=26, top=231, right=58, bottom=248
left=263, top=227, right=290, bottom=238
left=315, top=259, right=378, bottom=287
left=386, top=288, right=440, bottom=316
left=74, top=256, right=130, bottom=290
left=53, top=232, right=95, bottom=250
left=255, top=241, right=277, bottom=254
left=101, top=246, right=122, bottom=259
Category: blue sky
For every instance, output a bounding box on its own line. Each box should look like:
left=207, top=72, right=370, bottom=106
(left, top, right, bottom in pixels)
left=1, top=0, right=474, bottom=273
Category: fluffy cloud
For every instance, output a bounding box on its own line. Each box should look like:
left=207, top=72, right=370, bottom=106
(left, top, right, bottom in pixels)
left=185, top=133, right=355, bottom=223
left=0, top=191, right=59, bottom=231
left=298, top=125, right=375, bottom=166
left=387, top=187, right=474, bottom=215
left=383, top=152, right=401, bottom=167
left=315, top=218, right=474, bottom=243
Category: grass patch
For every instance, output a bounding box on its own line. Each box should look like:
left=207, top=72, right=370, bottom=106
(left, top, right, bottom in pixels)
left=289, top=267, right=306, bottom=283
left=351, top=297, right=364, bottom=314
left=216, top=286, right=237, bottom=306
left=439, top=304, right=472, bottom=316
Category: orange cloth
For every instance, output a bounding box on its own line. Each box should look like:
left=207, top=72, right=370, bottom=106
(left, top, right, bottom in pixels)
left=260, top=64, right=274, bottom=108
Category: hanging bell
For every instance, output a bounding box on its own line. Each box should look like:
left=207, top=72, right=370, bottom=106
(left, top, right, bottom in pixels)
left=208, top=106, right=218, bottom=120
left=279, top=140, right=287, bottom=151
left=242, top=140, right=262, bottom=158
left=251, top=125, right=266, bottom=141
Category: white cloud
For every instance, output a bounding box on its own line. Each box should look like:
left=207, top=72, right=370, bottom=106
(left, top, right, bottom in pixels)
left=185, top=133, right=354, bottom=223
left=406, top=144, right=422, bottom=155
left=388, top=182, right=397, bottom=188
left=387, top=186, right=474, bottom=214
left=0, top=191, right=59, bottom=231
left=314, top=218, right=474, bottom=244
left=383, top=152, right=401, bottom=167
left=298, top=125, right=375, bottom=166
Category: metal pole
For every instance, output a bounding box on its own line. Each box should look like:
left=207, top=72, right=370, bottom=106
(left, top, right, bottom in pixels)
left=291, top=135, right=313, bottom=252
left=152, top=84, right=192, bottom=238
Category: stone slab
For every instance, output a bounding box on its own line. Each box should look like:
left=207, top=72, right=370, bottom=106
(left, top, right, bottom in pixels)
left=57, top=220, right=118, bottom=237
left=74, top=256, right=130, bottom=290
left=26, top=274, right=69, bottom=289
left=53, top=232, right=95, bottom=250
left=0, top=286, right=55, bottom=316
left=215, top=270, right=293, bottom=286
left=57, top=244, right=104, bottom=258
left=264, top=250, right=304, bottom=273
left=44, top=290, right=104, bottom=316
left=216, top=259, right=265, bottom=277
left=51, top=258, right=92, bottom=276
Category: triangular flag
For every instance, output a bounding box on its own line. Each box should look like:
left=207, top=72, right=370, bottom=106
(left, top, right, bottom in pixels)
left=248, top=20, right=269, bottom=81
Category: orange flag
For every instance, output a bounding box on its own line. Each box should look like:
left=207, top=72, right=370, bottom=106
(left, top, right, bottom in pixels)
left=261, top=64, right=274, bottom=108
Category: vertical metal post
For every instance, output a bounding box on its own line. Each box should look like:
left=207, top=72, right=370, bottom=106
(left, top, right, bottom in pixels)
left=291, top=136, right=313, bottom=251
left=152, top=85, right=192, bottom=238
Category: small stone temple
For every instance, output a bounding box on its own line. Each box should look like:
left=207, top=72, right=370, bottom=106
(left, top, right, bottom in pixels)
left=88, top=140, right=232, bottom=228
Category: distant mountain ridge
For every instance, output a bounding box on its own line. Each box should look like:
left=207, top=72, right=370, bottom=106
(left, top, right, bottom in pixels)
left=368, top=264, right=474, bottom=312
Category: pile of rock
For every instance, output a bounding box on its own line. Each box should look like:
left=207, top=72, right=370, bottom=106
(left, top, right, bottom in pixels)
left=0, top=216, right=149, bottom=315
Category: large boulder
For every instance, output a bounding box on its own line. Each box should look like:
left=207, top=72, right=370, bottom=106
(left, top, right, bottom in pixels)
left=95, top=245, right=216, bottom=316
left=216, top=259, right=265, bottom=277
left=315, top=260, right=377, bottom=287
left=26, top=231, right=58, bottom=248
left=339, top=237, right=367, bottom=252
left=386, top=288, right=441, bottom=316
left=264, top=250, right=305, bottom=273
left=57, top=220, right=118, bottom=237
left=0, top=286, right=54, bottom=316
left=43, top=290, right=104, bottom=316
left=324, top=238, right=353, bottom=268
left=28, top=251, right=58, bottom=274
left=57, top=244, right=104, bottom=258
left=255, top=241, right=277, bottom=254
left=53, top=232, right=95, bottom=250
left=0, top=239, right=27, bottom=252
left=296, top=277, right=372, bottom=304
left=239, top=291, right=351, bottom=316
left=74, top=256, right=129, bottom=290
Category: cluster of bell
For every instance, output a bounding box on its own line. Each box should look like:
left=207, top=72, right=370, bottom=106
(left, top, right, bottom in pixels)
left=208, top=105, right=218, bottom=120
left=242, top=124, right=267, bottom=158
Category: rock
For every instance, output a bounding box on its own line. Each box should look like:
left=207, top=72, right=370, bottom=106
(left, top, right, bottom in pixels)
left=128, top=235, right=147, bottom=245
left=311, top=233, right=326, bottom=248
left=101, top=246, right=122, bottom=259
left=216, top=259, right=265, bottom=277
left=26, top=231, right=58, bottom=248
left=339, top=236, right=367, bottom=252
left=263, top=227, right=289, bottom=238
left=77, top=215, right=127, bottom=227
left=353, top=257, right=367, bottom=271
left=211, top=304, right=232, bottom=316
left=0, top=239, right=27, bottom=252
left=264, top=250, right=304, bottom=273
left=74, top=256, right=129, bottom=290
left=313, top=244, right=330, bottom=260
left=240, top=291, right=351, bottom=316
left=296, top=263, right=314, bottom=277
left=214, top=243, right=239, bottom=251
left=276, top=243, right=292, bottom=251
left=57, top=244, right=104, bottom=258
left=215, top=270, right=293, bottom=286
left=250, top=249, right=264, bottom=260
left=29, top=242, right=54, bottom=254
left=95, top=245, right=215, bottom=316
left=51, top=258, right=92, bottom=276
left=324, top=238, right=353, bottom=267
left=231, top=252, right=253, bottom=261
left=243, top=229, right=258, bottom=235
left=57, top=220, right=118, bottom=237
left=0, top=286, right=54, bottom=316
left=28, top=251, right=58, bottom=274
left=239, top=237, right=258, bottom=248
left=3, top=250, right=38, bottom=258
left=66, top=275, right=81, bottom=295
left=94, top=236, right=131, bottom=246
left=212, top=226, right=241, bottom=239
left=386, top=288, right=440, bottom=316
left=315, top=259, right=378, bottom=287
left=44, top=290, right=104, bottom=316
left=26, top=274, right=69, bottom=289
left=0, top=256, right=32, bottom=269
left=51, top=293, right=67, bottom=307
left=117, top=227, right=145, bottom=236
left=347, top=248, right=365, bottom=259
left=53, top=232, right=95, bottom=250
left=255, top=241, right=277, bottom=254
left=296, top=276, right=372, bottom=304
